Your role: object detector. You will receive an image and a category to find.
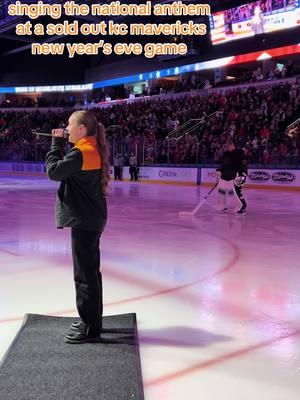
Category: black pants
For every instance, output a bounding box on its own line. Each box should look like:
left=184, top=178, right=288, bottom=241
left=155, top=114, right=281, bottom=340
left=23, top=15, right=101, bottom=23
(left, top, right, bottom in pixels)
left=114, top=166, right=122, bottom=180
left=234, top=185, right=247, bottom=209
left=71, top=228, right=103, bottom=330
left=129, top=165, right=139, bottom=181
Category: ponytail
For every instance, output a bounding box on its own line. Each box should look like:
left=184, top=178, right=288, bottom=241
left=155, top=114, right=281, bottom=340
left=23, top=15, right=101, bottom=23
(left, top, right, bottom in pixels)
left=95, top=122, right=110, bottom=195
left=71, top=110, right=110, bottom=194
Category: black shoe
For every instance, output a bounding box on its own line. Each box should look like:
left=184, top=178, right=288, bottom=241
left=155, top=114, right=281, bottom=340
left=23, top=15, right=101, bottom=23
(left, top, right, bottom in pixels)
left=70, top=321, right=133, bottom=335
left=70, top=321, right=103, bottom=331
left=236, top=207, right=246, bottom=215
left=70, top=321, right=82, bottom=331
left=65, top=324, right=101, bottom=344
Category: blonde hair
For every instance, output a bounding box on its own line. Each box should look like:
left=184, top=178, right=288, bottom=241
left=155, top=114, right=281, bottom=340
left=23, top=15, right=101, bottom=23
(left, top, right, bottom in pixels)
left=72, top=110, right=110, bottom=194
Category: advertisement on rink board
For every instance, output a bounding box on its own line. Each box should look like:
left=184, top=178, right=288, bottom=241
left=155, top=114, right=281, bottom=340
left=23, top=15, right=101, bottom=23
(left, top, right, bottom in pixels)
left=201, top=168, right=300, bottom=188
left=1, top=163, right=300, bottom=188
left=117, top=167, right=198, bottom=183
left=0, top=162, right=46, bottom=174
left=0, top=163, right=198, bottom=184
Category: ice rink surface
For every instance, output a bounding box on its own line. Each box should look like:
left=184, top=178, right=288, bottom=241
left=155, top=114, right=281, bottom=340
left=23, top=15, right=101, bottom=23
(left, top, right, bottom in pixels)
left=0, top=175, right=300, bottom=399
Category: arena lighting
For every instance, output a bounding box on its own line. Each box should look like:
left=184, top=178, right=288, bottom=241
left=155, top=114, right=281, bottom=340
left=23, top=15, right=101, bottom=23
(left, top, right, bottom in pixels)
left=257, top=52, right=272, bottom=60
left=199, top=56, right=235, bottom=69
left=0, top=44, right=299, bottom=94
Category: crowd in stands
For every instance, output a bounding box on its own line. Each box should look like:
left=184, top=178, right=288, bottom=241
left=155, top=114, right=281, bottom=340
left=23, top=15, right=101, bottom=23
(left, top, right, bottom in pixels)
left=0, top=110, right=70, bottom=162
left=247, top=61, right=297, bottom=83
left=0, top=77, right=299, bottom=167
left=148, top=60, right=299, bottom=95
left=141, top=80, right=300, bottom=165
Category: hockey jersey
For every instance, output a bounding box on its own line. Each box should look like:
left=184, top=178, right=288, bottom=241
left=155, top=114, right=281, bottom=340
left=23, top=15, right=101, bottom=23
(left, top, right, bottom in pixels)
left=217, top=148, right=248, bottom=181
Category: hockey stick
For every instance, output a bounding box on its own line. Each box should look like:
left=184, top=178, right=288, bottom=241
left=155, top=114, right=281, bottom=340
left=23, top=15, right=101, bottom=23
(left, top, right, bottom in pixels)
left=178, top=181, right=219, bottom=217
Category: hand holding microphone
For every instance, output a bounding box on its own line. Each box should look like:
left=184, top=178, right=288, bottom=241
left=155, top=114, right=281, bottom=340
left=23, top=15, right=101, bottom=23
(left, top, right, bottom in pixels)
left=32, top=129, right=69, bottom=139
left=52, top=128, right=67, bottom=138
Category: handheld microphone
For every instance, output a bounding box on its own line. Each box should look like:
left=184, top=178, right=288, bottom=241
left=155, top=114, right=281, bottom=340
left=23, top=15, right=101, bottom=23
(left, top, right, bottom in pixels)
left=32, top=129, right=69, bottom=138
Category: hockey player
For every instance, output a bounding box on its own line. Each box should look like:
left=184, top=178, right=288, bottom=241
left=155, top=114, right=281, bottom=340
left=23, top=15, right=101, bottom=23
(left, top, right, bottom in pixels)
left=216, top=142, right=248, bottom=214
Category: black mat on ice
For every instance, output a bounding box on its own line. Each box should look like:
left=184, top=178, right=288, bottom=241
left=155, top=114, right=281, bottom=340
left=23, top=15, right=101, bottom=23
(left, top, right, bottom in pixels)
left=0, top=313, right=144, bottom=400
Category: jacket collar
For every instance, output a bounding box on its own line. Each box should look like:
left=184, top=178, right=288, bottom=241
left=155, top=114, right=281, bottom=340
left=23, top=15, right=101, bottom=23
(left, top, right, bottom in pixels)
left=75, top=136, right=97, bottom=146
